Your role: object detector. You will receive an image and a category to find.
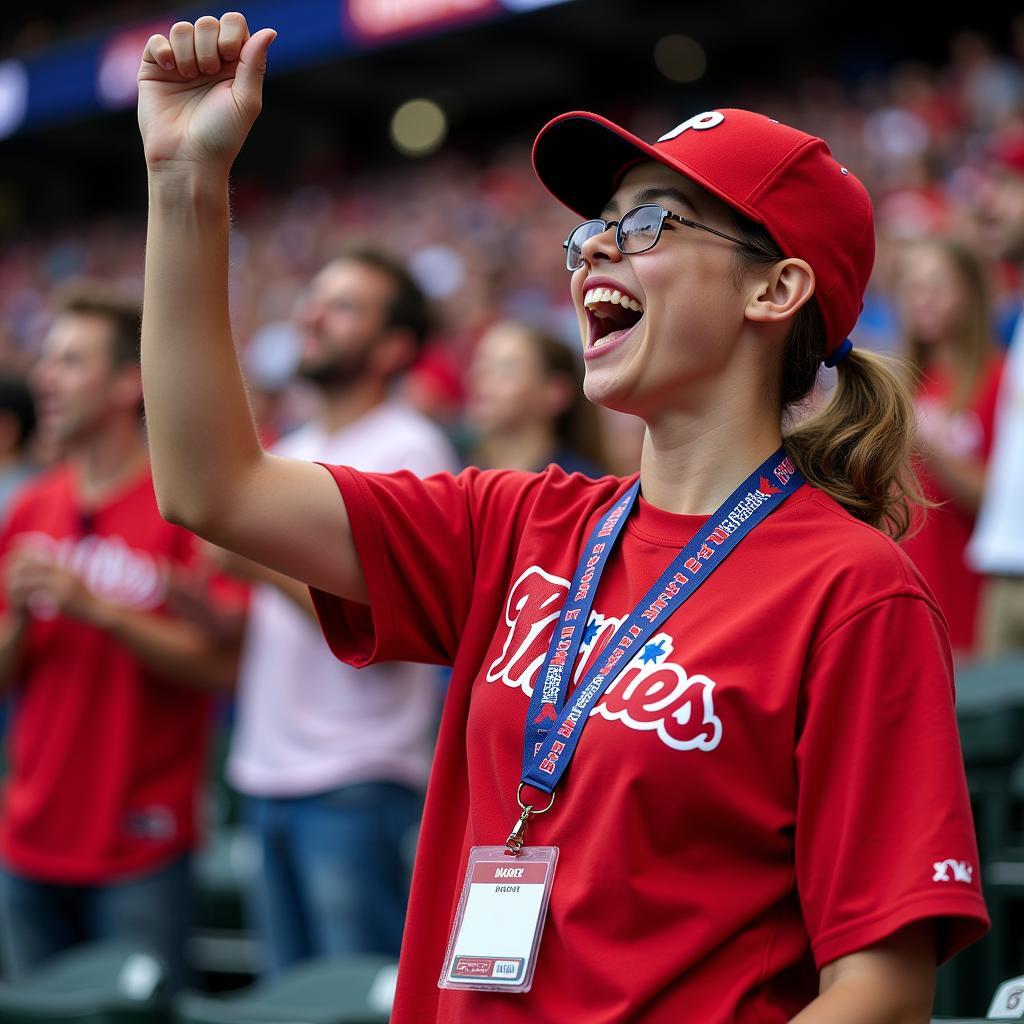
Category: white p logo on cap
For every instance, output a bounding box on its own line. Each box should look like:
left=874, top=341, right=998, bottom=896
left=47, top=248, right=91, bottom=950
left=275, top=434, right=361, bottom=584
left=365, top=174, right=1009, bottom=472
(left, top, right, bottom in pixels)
left=658, top=111, right=725, bottom=143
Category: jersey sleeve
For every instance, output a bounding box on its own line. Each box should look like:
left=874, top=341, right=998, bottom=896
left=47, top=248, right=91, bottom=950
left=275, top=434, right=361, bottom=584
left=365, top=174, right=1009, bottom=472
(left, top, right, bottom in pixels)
left=794, top=592, right=989, bottom=968
left=309, top=465, right=530, bottom=668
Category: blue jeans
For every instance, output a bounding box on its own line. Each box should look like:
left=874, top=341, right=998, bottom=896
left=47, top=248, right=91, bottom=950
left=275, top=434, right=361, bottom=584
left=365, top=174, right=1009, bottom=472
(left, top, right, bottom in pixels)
left=0, top=855, right=193, bottom=991
left=244, top=781, right=422, bottom=976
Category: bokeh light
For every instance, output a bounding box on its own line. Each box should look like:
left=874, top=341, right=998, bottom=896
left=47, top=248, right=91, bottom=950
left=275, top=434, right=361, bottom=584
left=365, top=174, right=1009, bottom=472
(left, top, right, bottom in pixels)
left=0, top=61, right=28, bottom=140
left=390, top=98, right=448, bottom=157
left=653, top=35, right=708, bottom=83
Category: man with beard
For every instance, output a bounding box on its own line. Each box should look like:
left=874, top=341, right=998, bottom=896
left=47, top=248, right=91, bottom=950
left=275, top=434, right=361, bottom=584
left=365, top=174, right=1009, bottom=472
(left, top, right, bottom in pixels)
left=218, top=249, right=456, bottom=974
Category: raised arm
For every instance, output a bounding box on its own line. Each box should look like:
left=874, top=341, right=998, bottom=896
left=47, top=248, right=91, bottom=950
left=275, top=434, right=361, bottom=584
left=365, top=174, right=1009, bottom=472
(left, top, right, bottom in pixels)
left=138, top=13, right=366, bottom=602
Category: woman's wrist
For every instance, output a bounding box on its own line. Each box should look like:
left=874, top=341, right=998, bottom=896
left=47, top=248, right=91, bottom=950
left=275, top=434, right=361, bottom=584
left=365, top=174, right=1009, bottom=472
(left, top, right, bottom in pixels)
left=147, top=162, right=231, bottom=210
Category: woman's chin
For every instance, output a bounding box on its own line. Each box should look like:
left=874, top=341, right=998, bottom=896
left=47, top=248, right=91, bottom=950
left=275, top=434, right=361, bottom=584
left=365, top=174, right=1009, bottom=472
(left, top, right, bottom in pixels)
left=582, top=371, right=642, bottom=417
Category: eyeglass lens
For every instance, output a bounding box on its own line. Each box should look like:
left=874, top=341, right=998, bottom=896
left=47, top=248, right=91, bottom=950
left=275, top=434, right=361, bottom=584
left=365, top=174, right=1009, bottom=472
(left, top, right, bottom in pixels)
left=565, top=205, right=665, bottom=271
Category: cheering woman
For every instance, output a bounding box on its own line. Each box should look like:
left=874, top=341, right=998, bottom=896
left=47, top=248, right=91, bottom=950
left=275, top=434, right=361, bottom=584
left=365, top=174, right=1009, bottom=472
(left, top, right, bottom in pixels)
left=137, top=15, right=987, bottom=1024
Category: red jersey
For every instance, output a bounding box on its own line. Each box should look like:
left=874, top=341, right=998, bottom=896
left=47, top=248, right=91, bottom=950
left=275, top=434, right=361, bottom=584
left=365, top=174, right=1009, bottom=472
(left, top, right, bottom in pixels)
left=0, top=465, right=214, bottom=883
left=312, top=466, right=989, bottom=1024
left=902, top=357, right=1004, bottom=653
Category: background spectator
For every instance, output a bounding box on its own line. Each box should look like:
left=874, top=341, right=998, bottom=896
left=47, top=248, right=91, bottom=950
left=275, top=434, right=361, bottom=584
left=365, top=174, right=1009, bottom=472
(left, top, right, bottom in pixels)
left=968, top=132, right=1024, bottom=654
left=463, top=320, right=610, bottom=476
left=218, top=248, right=457, bottom=975
left=897, top=238, right=1003, bottom=654
left=0, top=287, right=242, bottom=990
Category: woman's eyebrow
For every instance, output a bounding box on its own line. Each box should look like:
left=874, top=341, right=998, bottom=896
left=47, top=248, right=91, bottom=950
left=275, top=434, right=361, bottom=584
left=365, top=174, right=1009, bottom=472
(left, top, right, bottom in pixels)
left=600, top=186, right=701, bottom=219
left=635, top=187, right=701, bottom=214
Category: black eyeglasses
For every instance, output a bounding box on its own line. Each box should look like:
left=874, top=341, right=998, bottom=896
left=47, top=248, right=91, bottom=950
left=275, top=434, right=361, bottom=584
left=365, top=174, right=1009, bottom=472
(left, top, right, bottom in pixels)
left=563, top=203, right=753, bottom=272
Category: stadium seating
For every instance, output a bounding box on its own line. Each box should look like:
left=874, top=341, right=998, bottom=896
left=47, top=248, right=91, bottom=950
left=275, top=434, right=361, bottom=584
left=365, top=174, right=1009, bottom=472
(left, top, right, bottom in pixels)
left=189, top=724, right=260, bottom=986
left=173, top=954, right=397, bottom=1023
left=937, top=657, right=1024, bottom=1016
left=0, top=941, right=170, bottom=1023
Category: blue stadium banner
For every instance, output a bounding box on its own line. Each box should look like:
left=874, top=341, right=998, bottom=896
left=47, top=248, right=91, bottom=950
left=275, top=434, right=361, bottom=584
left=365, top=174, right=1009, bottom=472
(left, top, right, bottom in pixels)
left=0, top=0, right=576, bottom=139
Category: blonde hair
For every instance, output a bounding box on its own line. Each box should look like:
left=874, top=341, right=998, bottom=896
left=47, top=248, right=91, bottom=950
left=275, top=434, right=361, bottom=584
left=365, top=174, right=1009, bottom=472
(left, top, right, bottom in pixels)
left=733, top=218, right=924, bottom=540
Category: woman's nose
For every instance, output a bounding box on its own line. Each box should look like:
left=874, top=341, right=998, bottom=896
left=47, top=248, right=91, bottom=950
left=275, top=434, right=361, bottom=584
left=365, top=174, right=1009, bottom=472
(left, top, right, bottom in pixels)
left=579, top=224, right=621, bottom=266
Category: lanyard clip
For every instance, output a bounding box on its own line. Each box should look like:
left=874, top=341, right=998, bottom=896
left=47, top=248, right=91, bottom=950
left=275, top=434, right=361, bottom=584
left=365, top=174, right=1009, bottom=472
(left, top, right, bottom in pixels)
left=505, top=783, right=556, bottom=856
left=505, top=806, right=532, bottom=856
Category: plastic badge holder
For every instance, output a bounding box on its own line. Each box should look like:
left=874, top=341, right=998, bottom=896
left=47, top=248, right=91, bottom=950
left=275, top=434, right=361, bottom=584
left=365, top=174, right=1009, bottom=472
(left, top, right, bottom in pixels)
left=439, top=845, right=559, bottom=993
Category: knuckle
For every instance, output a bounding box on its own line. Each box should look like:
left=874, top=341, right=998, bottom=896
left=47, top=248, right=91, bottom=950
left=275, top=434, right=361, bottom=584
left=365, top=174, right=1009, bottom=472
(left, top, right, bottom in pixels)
left=169, top=21, right=192, bottom=35
left=196, top=15, right=219, bottom=29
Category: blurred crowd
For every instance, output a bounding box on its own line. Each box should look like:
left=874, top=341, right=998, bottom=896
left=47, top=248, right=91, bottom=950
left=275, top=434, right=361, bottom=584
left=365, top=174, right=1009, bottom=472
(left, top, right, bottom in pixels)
left=2, top=28, right=1023, bottom=401
left=0, top=15, right=1022, bottom=1004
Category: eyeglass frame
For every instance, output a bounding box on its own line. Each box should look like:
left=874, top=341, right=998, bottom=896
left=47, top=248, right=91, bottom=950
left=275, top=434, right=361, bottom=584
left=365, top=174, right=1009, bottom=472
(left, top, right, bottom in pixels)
left=563, top=203, right=756, bottom=272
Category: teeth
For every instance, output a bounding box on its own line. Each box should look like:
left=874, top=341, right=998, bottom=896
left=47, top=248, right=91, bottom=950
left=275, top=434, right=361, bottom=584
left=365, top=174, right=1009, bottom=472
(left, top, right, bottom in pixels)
left=583, top=287, right=643, bottom=313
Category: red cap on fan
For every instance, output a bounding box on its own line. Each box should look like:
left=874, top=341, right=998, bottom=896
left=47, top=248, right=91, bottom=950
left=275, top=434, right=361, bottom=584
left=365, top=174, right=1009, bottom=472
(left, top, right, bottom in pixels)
left=532, top=109, right=875, bottom=365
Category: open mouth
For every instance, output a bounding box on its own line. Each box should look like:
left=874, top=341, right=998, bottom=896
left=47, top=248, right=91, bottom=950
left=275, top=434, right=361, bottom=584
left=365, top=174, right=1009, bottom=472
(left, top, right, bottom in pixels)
left=583, top=284, right=644, bottom=350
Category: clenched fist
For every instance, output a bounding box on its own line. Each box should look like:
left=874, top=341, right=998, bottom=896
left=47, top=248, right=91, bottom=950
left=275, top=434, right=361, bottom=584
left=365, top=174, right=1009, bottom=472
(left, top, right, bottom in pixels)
left=137, top=12, right=276, bottom=175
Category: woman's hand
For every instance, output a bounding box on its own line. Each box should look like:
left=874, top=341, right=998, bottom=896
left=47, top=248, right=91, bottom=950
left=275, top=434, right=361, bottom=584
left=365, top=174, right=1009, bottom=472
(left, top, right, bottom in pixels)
left=137, top=12, right=276, bottom=176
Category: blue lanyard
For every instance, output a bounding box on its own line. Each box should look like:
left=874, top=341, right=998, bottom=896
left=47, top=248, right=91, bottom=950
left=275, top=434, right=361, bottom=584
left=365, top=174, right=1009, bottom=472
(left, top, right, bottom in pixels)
left=521, top=448, right=804, bottom=796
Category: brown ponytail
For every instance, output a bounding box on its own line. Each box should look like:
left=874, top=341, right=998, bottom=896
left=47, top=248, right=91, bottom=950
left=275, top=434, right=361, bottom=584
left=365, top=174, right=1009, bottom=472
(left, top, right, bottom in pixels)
left=732, top=216, right=925, bottom=540
left=785, top=348, right=923, bottom=540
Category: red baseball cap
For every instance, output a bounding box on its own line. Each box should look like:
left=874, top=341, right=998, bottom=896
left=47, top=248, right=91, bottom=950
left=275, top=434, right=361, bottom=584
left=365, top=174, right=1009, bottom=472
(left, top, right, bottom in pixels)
left=532, top=109, right=875, bottom=364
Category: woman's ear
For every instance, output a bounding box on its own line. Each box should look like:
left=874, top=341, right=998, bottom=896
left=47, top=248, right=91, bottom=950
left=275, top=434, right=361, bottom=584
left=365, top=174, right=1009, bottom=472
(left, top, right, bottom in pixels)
left=744, top=258, right=815, bottom=328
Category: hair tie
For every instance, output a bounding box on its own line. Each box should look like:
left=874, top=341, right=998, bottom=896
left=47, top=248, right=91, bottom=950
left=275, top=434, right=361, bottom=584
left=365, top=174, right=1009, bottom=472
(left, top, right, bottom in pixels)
left=823, top=338, right=853, bottom=368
